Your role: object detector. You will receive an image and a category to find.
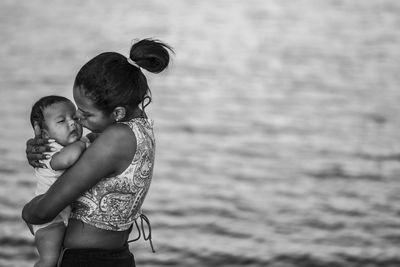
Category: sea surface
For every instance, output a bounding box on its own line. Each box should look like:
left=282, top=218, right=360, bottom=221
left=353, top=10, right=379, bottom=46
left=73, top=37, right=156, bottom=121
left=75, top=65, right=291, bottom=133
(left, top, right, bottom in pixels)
left=1, top=0, right=400, bottom=266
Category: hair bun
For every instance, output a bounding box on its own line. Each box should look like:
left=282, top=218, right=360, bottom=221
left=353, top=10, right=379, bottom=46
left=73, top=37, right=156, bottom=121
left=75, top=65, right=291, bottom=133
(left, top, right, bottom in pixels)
left=129, top=39, right=174, bottom=73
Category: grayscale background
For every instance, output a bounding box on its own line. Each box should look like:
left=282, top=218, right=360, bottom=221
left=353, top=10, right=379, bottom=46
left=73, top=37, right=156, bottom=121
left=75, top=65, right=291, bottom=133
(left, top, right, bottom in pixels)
left=1, top=0, right=400, bottom=266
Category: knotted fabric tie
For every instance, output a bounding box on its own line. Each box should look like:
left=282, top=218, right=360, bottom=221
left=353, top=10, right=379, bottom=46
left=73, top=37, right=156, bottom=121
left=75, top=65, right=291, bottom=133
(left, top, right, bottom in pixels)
left=128, top=213, right=155, bottom=253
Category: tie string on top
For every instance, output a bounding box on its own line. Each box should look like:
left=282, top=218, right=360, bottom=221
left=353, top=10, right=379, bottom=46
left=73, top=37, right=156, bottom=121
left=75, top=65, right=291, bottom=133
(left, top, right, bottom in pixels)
left=127, top=58, right=141, bottom=69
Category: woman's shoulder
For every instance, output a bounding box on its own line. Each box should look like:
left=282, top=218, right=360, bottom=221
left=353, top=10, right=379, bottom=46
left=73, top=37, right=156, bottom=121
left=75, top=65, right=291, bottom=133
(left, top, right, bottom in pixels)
left=93, top=123, right=137, bottom=152
left=104, top=122, right=134, bottom=134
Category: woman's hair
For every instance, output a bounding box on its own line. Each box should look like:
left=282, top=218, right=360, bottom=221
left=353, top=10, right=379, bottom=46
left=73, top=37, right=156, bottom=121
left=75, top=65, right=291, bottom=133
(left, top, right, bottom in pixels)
left=30, top=95, right=71, bottom=129
left=74, top=38, right=174, bottom=115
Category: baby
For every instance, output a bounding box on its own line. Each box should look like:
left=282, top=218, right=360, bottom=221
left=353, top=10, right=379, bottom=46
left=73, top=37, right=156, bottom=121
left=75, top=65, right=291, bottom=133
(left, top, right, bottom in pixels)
left=29, top=95, right=87, bottom=267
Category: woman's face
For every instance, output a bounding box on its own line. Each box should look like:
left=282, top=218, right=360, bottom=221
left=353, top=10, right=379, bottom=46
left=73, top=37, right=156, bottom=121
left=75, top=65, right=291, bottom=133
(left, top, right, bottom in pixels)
left=73, top=86, right=115, bottom=133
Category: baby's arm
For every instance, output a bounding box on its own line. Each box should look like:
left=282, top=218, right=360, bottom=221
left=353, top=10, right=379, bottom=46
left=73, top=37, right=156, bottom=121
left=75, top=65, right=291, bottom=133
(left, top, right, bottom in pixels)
left=50, top=141, right=86, bottom=170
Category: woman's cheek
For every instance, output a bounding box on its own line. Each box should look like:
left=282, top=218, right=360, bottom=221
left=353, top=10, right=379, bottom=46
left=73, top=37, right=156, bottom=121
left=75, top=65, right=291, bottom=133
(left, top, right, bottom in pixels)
left=85, top=119, right=98, bottom=131
left=79, top=119, right=89, bottom=129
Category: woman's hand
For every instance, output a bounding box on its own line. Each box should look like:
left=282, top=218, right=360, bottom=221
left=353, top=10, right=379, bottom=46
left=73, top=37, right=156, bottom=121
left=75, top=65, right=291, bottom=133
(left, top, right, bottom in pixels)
left=86, top=132, right=100, bottom=143
left=26, top=121, right=54, bottom=168
left=25, top=222, right=34, bottom=236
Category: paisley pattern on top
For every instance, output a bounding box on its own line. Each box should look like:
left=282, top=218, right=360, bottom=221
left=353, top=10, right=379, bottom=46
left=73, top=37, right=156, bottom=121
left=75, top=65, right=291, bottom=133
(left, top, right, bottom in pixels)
left=70, top=118, right=155, bottom=231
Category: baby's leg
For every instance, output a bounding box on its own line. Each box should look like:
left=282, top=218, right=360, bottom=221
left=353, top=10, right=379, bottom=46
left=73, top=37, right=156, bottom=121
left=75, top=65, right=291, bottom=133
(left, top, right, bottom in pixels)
left=34, top=222, right=65, bottom=267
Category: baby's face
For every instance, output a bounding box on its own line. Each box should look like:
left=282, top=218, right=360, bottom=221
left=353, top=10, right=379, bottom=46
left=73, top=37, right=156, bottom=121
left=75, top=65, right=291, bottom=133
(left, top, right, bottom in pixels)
left=42, top=101, right=83, bottom=146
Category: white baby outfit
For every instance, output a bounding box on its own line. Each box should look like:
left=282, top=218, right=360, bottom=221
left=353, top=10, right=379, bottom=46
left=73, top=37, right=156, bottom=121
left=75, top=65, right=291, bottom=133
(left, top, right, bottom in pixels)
left=32, top=142, right=71, bottom=233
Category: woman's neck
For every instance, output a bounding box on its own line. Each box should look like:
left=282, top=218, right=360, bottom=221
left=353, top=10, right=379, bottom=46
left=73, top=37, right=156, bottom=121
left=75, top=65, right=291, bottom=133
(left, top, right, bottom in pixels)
left=124, top=107, right=146, bottom=121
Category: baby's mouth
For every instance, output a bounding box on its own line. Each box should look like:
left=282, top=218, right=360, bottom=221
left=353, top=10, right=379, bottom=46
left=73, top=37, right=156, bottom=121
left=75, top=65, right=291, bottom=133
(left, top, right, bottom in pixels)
left=70, top=130, right=78, bottom=137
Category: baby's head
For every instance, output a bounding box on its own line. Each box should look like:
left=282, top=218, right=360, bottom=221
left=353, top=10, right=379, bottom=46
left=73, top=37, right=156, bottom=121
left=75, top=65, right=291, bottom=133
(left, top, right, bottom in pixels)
left=30, top=96, right=83, bottom=146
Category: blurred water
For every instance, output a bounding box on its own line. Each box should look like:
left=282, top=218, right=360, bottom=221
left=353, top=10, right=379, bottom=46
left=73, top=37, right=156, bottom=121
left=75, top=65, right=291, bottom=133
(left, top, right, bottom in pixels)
left=1, top=0, right=400, bottom=266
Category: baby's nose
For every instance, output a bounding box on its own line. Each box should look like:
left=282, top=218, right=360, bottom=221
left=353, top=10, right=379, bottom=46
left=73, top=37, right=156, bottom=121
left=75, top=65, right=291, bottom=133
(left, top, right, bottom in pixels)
left=68, top=119, right=77, bottom=128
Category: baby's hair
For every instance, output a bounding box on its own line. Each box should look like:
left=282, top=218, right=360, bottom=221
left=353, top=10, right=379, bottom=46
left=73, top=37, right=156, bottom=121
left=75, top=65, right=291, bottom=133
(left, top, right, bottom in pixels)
left=74, top=38, right=174, bottom=115
left=30, top=95, right=72, bottom=129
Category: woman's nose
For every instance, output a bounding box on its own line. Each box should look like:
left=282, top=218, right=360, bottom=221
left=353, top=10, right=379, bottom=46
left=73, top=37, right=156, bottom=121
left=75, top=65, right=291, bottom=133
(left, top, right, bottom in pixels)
left=75, top=112, right=84, bottom=124
left=75, top=110, right=83, bottom=119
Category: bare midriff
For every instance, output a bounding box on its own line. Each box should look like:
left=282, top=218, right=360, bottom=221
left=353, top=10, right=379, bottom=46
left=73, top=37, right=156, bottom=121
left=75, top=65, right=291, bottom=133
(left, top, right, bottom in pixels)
left=63, top=219, right=130, bottom=249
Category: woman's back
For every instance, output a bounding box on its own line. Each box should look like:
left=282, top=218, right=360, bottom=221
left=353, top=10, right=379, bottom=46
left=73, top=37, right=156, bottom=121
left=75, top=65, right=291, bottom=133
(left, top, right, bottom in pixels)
left=64, top=219, right=130, bottom=248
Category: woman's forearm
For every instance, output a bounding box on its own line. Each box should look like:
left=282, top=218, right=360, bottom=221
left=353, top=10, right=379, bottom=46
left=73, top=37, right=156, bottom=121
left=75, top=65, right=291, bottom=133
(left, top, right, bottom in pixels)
left=22, top=194, right=54, bottom=224
left=22, top=125, right=131, bottom=226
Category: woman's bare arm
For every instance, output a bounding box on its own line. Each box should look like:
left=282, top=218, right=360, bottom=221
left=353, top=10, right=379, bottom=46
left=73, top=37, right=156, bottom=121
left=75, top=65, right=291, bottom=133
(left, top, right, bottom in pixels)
left=22, top=123, right=137, bottom=224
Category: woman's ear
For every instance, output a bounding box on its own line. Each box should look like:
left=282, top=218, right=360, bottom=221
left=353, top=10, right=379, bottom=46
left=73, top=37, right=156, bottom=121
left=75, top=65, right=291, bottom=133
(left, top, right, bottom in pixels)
left=113, top=107, right=126, bottom=122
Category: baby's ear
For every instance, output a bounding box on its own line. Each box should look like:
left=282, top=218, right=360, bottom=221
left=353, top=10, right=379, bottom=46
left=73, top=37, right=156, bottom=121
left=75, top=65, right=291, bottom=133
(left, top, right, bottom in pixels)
left=41, top=129, right=50, bottom=139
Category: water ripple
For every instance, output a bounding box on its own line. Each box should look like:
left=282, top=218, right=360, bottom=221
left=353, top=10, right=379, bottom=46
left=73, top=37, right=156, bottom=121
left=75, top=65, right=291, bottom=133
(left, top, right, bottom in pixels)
left=0, top=237, right=33, bottom=247
left=307, top=165, right=385, bottom=181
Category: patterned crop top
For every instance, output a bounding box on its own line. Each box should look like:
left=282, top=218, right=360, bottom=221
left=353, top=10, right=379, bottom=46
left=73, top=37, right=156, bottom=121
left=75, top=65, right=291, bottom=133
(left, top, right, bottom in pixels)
left=70, top=118, right=155, bottom=231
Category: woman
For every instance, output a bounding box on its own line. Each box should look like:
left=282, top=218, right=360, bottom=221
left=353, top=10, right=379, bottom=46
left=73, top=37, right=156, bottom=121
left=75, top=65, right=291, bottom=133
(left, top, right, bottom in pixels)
left=23, top=38, right=173, bottom=266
